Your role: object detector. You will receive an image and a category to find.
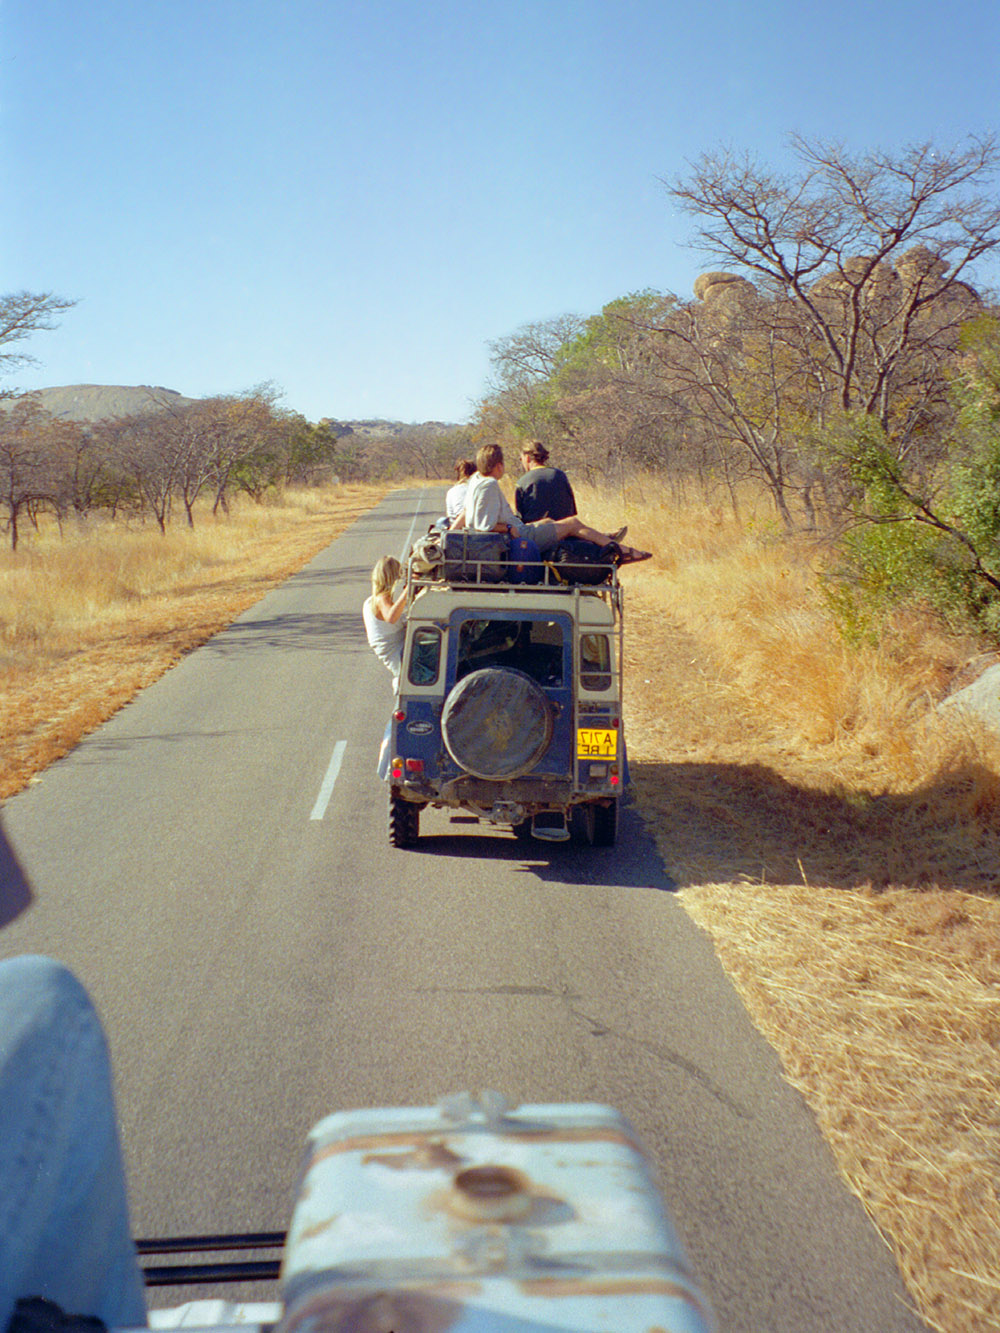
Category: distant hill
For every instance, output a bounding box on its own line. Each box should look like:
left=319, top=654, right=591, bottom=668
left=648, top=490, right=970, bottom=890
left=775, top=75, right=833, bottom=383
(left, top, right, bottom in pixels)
left=319, top=417, right=460, bottom=439
left=9, top=384, right=198, bottom=422
left=7, top=386, right=460, bottom=434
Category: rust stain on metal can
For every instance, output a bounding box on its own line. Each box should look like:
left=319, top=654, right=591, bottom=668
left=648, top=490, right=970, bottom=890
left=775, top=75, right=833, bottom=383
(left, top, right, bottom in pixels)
left=517, top=1277, right=712, bottom=1324
left=449, top=1165, right=532, bottom=1222
left=313, top=1124, right=640, bottom=1164
left=360, top=1141, right=465, bottom=1171
left=281, top=1284, right=481, bottom=1333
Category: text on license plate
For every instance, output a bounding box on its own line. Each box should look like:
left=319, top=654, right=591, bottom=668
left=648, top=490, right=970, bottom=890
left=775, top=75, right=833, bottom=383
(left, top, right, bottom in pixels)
left=577, top=728, right=618, bottom=759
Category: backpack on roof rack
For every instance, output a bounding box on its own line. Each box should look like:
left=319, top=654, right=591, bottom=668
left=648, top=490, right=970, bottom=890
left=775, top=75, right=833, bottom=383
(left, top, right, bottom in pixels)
left=409, top=531, right=444, bottom=575
left=545, top=537, right=620, bottom=586
left=507, top=536, right=543, bottom=585
left=442, top=531, right=509, bottom=583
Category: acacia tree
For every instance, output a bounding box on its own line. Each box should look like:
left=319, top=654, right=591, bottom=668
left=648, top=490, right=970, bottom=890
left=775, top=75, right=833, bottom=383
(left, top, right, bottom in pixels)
left=0, top=291, right=77, bottom=389
left=0, top=397, right=69, bottom=548
left=165, top=390, right=287, bottom=521
left=667, top=136, right=1000, bottom=429
left=543, top=292, right=686, bottom=484
left=660, top=137, right=1000, bottom=525
left=477, top=299, right=687, bottom=485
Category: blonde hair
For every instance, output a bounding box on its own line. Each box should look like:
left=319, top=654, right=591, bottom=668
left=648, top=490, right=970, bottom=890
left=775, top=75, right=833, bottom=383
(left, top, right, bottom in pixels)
left=476, top=443, right=504, bottom=475
left=371, top=555, right=402, bottom=599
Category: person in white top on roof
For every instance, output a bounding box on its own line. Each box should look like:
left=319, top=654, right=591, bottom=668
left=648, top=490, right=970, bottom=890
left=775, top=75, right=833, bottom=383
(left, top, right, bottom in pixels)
left=445, top=459, right=476, bottom=521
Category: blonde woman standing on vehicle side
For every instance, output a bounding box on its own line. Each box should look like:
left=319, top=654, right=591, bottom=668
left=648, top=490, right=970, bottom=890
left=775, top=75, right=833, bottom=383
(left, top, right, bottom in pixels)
left=362, top=555, right=408, bottom=683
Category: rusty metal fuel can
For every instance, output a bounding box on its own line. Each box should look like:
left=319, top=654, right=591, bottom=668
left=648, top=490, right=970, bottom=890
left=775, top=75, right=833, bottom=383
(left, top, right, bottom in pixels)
left=277, top=1095, right=714, bottom=1333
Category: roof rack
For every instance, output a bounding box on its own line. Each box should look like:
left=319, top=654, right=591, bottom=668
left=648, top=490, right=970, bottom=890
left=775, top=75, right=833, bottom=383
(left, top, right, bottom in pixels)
left=404, top=550, right=623, bottom=615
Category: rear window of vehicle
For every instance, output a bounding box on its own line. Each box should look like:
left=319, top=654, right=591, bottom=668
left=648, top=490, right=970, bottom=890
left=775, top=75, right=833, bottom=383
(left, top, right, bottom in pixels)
left=456, top=617, right=565, bottom=687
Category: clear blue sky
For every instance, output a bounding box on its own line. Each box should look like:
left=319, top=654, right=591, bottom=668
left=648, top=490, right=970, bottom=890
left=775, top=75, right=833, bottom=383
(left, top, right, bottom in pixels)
left=2, top=0, right=997, bottom=424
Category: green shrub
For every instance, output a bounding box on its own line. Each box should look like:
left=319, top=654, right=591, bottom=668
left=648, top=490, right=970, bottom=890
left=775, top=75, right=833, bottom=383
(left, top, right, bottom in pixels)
left=819, top=365, right=1000, bottom=641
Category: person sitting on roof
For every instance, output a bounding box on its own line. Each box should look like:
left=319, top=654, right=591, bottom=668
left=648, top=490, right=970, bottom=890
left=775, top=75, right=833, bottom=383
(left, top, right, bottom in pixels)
left=445, top=459, right=477, bottom=522
left=514, top=440, right=577, bottom=524
left=453, top=445, right=650, bottom=564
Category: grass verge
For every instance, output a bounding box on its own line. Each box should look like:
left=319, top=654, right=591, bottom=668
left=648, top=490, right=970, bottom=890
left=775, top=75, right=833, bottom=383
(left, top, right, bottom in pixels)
left=597, top=484, right=1000, bottom=1333
left=0, top=484, right=389, bottom=799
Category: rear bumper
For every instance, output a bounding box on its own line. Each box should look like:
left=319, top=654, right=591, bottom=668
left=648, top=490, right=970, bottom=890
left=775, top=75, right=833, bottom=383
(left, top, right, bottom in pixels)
left=392, top=773, right=618, bottom=813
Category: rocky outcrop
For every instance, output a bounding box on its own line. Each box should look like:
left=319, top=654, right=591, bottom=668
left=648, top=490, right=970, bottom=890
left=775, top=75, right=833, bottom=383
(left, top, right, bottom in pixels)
left=693, top=271, right=755, bottom=305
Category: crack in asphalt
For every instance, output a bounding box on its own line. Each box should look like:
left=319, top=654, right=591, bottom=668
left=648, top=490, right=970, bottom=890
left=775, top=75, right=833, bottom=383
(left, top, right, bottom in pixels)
left=411, top=984, right=752, bottom=1121
left=568, top=1005, right=754, bottom=1121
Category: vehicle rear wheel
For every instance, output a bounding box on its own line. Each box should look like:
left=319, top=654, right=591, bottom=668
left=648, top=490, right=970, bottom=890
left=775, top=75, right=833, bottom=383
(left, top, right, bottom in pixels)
left=591, top=799, right=618, bottom=847
left=388, top=791, right=420, bottom=847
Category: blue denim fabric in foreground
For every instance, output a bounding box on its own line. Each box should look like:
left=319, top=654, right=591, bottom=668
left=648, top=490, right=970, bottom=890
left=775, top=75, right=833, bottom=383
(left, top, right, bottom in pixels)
left=0, top=956, right=147, bottom=1330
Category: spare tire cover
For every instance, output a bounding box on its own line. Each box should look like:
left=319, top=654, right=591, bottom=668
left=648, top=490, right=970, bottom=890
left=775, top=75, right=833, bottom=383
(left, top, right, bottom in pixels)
left=442, top=668, right=554, bottom=780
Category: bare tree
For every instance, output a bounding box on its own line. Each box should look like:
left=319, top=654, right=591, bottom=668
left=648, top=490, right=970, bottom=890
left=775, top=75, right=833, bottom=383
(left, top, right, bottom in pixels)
left=485, top=314, right=588, bottom=440
left=658, top=137, right=1000, bottom=525
left=105, top=412, right=183, bottom=533
left=0, top=397, right=69, bottom=548
left=667, top=136, right=1000, bottom=430
left=643, top=274, right=834, bottom=526
left=0, top=292, right=77, bottom=389
left=488, top=315, right=586, bottom=387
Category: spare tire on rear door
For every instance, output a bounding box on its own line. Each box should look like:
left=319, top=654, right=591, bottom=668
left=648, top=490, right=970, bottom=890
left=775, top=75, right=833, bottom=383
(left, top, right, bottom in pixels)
left=442, top=667, right=553, bottom=780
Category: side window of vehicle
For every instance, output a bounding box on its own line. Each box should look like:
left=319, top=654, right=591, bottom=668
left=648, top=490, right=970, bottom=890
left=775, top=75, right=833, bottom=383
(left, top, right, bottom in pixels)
left=408, top=626, right=441, bottom=685
left=580, top=634, right=612, bottom=691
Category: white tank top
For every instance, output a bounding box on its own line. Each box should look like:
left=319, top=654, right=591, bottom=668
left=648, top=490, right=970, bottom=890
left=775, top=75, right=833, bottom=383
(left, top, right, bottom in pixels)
left=363, top=596, right=405, bottom=681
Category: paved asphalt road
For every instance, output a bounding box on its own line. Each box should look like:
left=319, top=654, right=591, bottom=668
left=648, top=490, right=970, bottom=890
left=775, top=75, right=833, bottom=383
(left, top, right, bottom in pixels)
left=0, top=489, right=926, bottom=1331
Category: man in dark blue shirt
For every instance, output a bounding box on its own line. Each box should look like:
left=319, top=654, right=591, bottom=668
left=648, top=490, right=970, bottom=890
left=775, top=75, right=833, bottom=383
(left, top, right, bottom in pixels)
left=514, top=441, right=578, bottom=524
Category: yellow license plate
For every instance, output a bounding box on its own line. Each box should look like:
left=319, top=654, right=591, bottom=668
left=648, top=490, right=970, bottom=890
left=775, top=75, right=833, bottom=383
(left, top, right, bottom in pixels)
left=577, top=727, right=618, bottom=759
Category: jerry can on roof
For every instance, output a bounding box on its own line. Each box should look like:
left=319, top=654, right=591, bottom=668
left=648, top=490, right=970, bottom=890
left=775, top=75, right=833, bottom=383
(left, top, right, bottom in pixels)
left=278, top=1095, right=715, bottom=1333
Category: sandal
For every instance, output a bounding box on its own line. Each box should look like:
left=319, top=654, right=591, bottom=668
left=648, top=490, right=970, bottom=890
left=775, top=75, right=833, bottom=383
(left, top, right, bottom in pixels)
left=609, top=525, right=628, bottom=543
left=617, top=547, right=652, bottom=565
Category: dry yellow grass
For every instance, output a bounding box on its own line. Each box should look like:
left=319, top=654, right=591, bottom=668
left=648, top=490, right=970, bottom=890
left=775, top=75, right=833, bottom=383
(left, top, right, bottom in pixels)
left=0, top=484, right=390, bottom=799
left=4, top=477, right=1000, bottom=1329
left=589, top=481, right=1000, bottom=1332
